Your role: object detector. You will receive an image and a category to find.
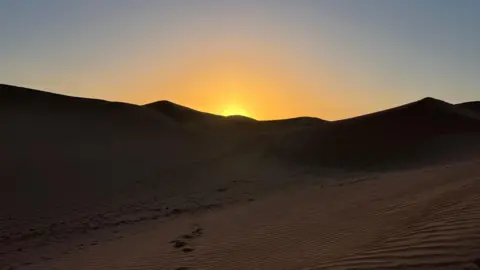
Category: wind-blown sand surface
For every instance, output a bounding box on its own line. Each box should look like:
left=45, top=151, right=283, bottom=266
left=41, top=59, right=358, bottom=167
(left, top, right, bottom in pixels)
left=9, top=160, right=480, bottom=270
left=2, top=84, right=480, bottom=269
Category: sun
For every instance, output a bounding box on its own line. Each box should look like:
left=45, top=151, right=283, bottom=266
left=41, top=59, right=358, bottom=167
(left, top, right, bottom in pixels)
left=221, top=105, right=250, bottom=117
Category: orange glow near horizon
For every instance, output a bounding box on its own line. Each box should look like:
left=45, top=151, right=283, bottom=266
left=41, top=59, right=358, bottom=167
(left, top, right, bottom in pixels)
left=109, top=48, right=366, bottom=121
left=13, top=27, right=373, bottom=121
left=134, top=51, right=328, bottom=120
left=221, top=104, right=250, bottom=117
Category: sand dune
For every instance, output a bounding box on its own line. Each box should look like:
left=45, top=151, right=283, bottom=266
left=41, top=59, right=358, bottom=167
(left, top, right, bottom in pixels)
left=0, top=85, right=213, bottom=262
left=271, top=97, right=480, bottom=169
left=16, top=160, right=480, bottom=270
left=0, top=84, right=187, bottom=132
left=332, top=97, right=480, bottom=134
left=1, top=84, right=480, bottom=270
left=458, top=101, right=480, bottom=115
left=144, top=100, right=225, bottom=124
left=145, top=99, right=326, bottom=133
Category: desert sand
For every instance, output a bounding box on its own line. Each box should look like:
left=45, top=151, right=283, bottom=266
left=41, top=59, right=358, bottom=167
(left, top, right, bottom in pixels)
left=2, top=84, right=480, bottom=270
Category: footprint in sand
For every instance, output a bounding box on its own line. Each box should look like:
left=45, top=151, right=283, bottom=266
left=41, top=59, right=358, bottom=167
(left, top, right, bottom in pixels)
left=192, top=227, right=203, bottom=237
left=169, top=224, right=204, bottom=253
left=171, top=240, right=187, bottom=249
left=182, top=234, right=194, bottom=240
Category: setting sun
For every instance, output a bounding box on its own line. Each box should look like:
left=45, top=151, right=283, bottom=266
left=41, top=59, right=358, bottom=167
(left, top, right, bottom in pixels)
left=221, top=105, right=251, bottom=117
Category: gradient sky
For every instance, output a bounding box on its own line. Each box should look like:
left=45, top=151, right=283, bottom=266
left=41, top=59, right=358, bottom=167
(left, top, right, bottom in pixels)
left=1, top=0, right=480, bottom=120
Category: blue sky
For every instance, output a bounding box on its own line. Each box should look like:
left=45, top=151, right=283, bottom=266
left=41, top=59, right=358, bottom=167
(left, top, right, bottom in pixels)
left=1, top=0, right=479, bottom=119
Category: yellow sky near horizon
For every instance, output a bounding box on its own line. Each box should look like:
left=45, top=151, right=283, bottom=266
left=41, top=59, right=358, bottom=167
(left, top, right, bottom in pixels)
left=5, top=46, right=386, bottom=121
left=110, top=49, right=371, bottom=121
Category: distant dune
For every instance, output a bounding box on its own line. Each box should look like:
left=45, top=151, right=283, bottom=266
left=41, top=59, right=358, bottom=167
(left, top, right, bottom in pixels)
left=271, top=97, right=480, bottom=168
left=144, top=100, right=255, bottom=131
left=0, top=84, right=197, bottom=178
left=145, top=99, right=326, bottom=133
left=144, top=100, right=225, bottom=124
left=1, top=84, right=480, bottom=270
left=0, top=84, right=192, bottom=151
left=458, top=101, right=480, bottom=115
left=334, top=97, right=480, bottom=133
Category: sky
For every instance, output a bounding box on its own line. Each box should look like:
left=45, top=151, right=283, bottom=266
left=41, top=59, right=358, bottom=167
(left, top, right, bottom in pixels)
left=1, top=0, right=480, bottom=120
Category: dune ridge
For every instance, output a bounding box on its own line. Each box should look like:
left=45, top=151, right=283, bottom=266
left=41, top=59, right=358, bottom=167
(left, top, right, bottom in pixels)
left=458, top=101, right=480, bottom=115
left=270, top=97, right=480, bottom=169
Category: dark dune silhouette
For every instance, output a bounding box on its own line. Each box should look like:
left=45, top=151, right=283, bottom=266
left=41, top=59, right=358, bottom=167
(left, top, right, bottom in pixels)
left=458, top=101, right=480, bottom=115
left=225, top=114, right=257, bottom=122
left=2, top=84, right=480, bottom=270
left=0, top=84, right=182, bottom=130
left=145, top=99, right=326, bottom=132
left=258, top=116, right=327, bottom=131
left=144, top=100, right=257, bottom=130
left=2, top=84, right=479, bottom=167
left=272, top=97, right=480, bottom=168
left=0, top=84, right=196, bottom=172
left=144, top=100, right=224, bottom=124
left=0, top=85, right=205, bottom=251
left=326, top=97, right=480, bottom=140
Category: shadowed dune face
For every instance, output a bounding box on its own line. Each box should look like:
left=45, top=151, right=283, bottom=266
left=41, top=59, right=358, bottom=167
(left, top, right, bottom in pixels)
left=0, top=85, right=210, bottom=235
left=458, top=101, right=480, bottom=115
left=0, top=85, right=183, bottom=131
left=2, top=84, right=479, bottom=171
left=270, top=97, right=480, bottom=169
left=332, top=97, right=480, bottom=135
left=0, top=84, right=200, bottom=165
left=0, top=85, right=331, bottom=235
left=144, top=100, right=224, bottom=124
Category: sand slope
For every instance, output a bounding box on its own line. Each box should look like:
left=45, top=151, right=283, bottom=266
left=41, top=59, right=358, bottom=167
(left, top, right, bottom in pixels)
left=272, top=97, right=480, bottom=168
left=144, top=100, right=226, bottom=124
left=1, top=85, right=480, bottom=270
left=19, top=160, right=480, bottom=270
left=0, top=84, right=208, bottom=259
left=458, top=101, right=480, bottom=115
